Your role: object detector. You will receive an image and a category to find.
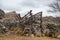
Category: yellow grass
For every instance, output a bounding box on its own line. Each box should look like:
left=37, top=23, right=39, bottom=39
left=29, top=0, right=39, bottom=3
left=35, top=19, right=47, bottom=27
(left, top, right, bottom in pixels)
left=0, top=34, right=60, bottom=40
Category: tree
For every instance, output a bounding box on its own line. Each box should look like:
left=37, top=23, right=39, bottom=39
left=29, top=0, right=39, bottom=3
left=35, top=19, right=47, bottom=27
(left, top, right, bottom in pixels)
left=48, top=0, right=60, bottom=13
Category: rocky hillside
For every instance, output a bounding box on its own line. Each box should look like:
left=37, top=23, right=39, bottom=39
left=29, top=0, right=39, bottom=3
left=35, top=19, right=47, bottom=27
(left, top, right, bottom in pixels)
left=0, top=9, right=60, bottom=38
left=42, top=16, right=60, bottom=25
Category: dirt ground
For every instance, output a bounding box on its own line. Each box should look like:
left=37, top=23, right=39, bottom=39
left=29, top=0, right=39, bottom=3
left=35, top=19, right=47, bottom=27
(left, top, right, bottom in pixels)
left=0, top=34, right=60, bottom=40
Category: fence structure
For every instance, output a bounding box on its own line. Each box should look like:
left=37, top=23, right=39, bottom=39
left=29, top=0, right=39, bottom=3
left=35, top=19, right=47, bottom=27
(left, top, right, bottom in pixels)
left=0, top=10, right=43, bottom=36
left=20, top=10, right=43, bottom=36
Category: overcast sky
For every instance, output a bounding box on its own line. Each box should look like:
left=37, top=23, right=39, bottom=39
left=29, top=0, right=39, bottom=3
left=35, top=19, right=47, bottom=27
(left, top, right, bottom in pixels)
left=0, top=0, right=60, bottom=17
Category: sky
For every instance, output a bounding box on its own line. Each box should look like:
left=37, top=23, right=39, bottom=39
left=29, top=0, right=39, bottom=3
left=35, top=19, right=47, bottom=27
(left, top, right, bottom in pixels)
left=0, top=0, right=60, bottom=17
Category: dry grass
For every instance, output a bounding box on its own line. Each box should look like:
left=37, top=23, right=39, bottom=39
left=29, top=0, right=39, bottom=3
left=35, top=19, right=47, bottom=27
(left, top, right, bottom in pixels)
left=0, top=34, right=60, bottom=40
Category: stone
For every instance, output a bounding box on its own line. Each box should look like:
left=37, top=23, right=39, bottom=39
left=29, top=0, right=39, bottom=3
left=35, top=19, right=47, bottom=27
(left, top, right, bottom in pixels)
left=57, top=35, right=60, bottom=38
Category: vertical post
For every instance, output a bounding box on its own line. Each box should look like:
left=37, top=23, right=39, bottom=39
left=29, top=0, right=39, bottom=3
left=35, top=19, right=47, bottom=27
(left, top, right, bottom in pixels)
left=29, top=10, right=33, bottom=25
left=40, top=12, right=43, bottom=36
left=40, top=12, right=42, bottom=29
left=18, top=14, right=21, bottom=22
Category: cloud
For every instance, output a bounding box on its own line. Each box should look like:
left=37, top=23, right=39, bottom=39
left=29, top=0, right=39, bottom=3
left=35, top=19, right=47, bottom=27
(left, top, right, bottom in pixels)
left=19, top=0, right=42, bottom=8
left=19, top=0, right=38, bottom=8
left=1, top=0, right=22, bottom=11
left=0, top=0, right=58, bottom=17
left=19, top=0, right=54, bottom=8
left=0, top=0, right=54, bottom=11
left=0, top=4, right=2, bottom=8
left=0, top=0, right=2, bottom=8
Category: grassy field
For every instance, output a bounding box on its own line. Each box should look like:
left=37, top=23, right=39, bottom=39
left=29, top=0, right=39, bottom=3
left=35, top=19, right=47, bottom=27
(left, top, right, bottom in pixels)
left=0, top=34, right=60, bottom=40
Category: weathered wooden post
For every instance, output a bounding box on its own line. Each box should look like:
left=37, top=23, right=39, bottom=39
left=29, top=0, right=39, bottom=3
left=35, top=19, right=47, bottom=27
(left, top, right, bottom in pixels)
left=29, top=10, right=36, bottom=37
left=39, top=12, right=43, bottom=36
left=40, top=12, right=42, bottom=29
left=29, top=10, right=33, bottom=25
left=22, top=10, right=33, bottom=36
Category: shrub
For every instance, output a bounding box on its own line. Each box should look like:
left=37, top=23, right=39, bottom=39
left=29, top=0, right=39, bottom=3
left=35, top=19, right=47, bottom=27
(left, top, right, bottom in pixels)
left=36, top=32, right=42, bottom=37
left=0, top=9, right=5, bottom=19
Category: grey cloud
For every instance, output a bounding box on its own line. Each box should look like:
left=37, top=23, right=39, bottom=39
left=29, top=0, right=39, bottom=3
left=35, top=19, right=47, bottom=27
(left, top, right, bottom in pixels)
left=19, top=0, right=54, bottom=8
left=1, top=6, right=21, bottom=11
left=0, top=4, right=2, bottom=8
left=20, top=2, right=38, bottom=8
left=0, top=2, right=2, bottom=8
left=1, top=0, right=58, bottom=17
left=19, top=0, right=41, bottom=8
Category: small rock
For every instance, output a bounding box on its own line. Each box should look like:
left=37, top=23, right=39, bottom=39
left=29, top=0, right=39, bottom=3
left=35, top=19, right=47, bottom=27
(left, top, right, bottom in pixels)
left=30, top=34, right=34, bottom=37
left=57, top=35, right=60, bottom=38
